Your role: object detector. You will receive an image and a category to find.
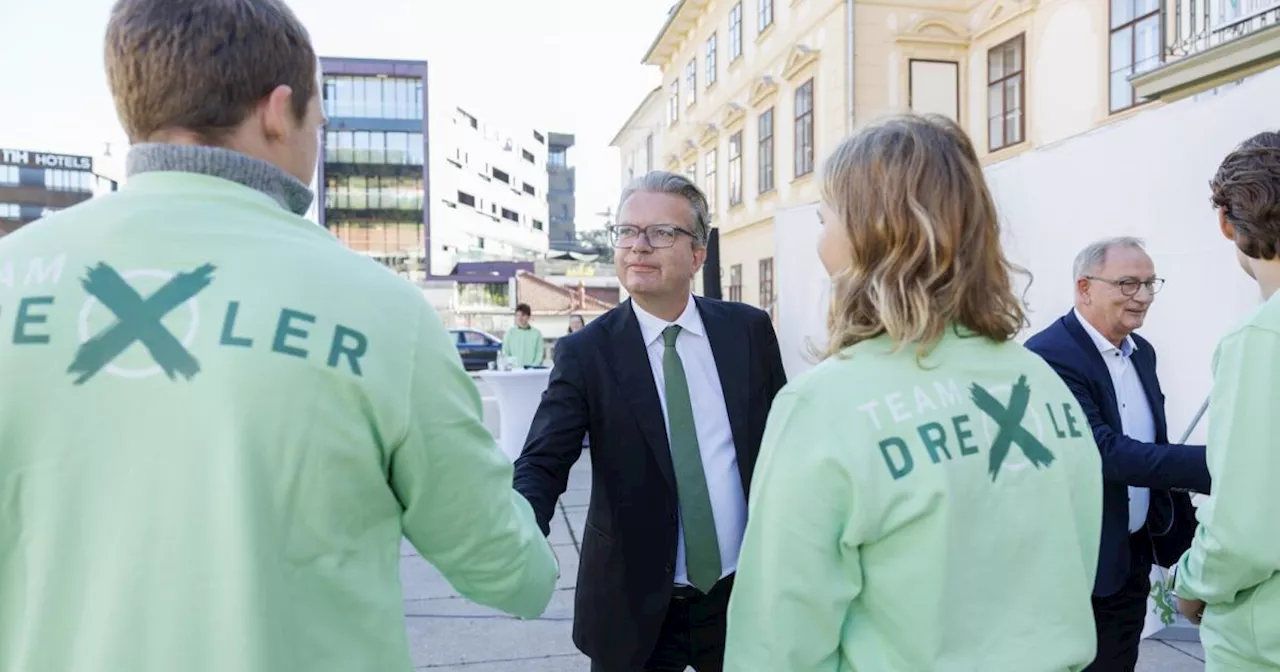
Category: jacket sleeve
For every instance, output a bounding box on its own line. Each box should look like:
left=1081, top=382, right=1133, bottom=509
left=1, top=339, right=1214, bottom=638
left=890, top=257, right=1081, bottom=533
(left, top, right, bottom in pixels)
left=513, top=337, right=589, bottom=535
left=1033, top=347, right=1211, bottom=493
left=724, top=388, right=863, bottom=672
left=1176, top=326, right=1280, bottom=605
left=390, top=303, right=558, bottom=620
left=757, top=310, right=788, bottom=401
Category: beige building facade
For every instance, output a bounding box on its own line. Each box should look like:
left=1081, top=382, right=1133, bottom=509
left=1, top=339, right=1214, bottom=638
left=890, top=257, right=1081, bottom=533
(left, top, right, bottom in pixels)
left=613, top=0, right=1280, bottom=313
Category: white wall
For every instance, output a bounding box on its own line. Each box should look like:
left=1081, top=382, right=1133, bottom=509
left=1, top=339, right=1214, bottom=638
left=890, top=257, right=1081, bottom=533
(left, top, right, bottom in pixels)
left=776, top=67, right=1280, bottom=442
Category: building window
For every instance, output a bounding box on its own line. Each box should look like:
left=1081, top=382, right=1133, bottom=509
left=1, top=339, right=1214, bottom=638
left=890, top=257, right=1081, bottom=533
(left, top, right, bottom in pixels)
left=0, top=203, right=19, bottom=219
left=686, top=162, right=697, bottom=183
left=728, top=132, right=743, bottom=206
left=706, top=34, right=718, bottom=86
left=325, top=175, right=424, bottom=211
left=533, top=219, right=544, bottom=231
left=987, top=35, right=1026, bottom=152
left=533, top=131, right=545, bottom=144
left=522, top=182, right=536, bottom=196
left=458, top=191, right=476, bottom=207
left=729, top=264, right=743, bottom=302
left=686, top=59, right=698, bottom=106
left=909, top=60, right=961, bottom=122
left=705, top=150, right=718, bottom=216
left=323, top=76, right=423, bottom=120
left=645, top=134, right=654, bottom=172
left=758, top=0, right=773, bottom=32
left=794, top=79, right=815, bottom=178
left=549, top=148, right=567, bottom=167
left=44, top=169, right=93, bottom=193
left=729, top=3, right=743, bottom=61
left=492, top=167, right=510, bottom=184
left=501, top=208, right=519, bottom=223
left=759, top=257, right=775, bottom=316
left=522, top=149, right=536, bottom=163
left=758, top=108, right=774, bottom=193
left=0, top=166, right=17, bottom=186
left=669, top=80, right=680, bottom=125
left=1110, top=0, right=1161, bottom=112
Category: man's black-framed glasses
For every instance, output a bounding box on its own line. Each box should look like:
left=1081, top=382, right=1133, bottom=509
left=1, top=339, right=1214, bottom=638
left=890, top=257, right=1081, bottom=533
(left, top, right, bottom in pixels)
left=608, top=224, right=697, bottom=249
left=1086, top=276, right=1166, bottom=296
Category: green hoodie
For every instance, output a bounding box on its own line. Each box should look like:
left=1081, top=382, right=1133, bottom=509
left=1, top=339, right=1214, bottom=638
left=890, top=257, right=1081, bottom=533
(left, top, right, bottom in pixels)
left=0, top=145, right=557, bottom=672
left=725, top=329, right=1103, bottom=672
left=1175, top=293, right=1280, bottom=671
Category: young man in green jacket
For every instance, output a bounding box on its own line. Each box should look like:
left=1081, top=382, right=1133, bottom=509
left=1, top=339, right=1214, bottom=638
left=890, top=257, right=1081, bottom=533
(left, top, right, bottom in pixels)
left=1174, top=131, right=1280, bottom=671
left=502, top=302, right=545, bottom=368
left=0, top=1, right=557, bottom=670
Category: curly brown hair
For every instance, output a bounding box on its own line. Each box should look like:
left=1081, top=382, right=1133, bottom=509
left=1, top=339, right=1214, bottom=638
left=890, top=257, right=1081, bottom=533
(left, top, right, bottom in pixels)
left=819, top=113, right=1030, bottom=361
left=1210, top=131, right=1280, bottom=261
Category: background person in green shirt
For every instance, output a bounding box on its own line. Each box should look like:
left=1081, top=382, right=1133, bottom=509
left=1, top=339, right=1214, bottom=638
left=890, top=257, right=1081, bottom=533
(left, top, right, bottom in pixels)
left=723, top=114, right=1104, bottom=672
left=502, top=303, right=545, bottom=367
left=0, top=1, right=557, bottom=670
left=1173, top=131, right=1280, bottom=670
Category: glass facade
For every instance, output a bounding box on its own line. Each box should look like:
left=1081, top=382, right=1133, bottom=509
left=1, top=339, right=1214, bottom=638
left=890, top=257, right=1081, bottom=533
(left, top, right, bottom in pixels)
left=323, top=76, right=424, bottom=120
left=324, top=131, right=424, bottom=165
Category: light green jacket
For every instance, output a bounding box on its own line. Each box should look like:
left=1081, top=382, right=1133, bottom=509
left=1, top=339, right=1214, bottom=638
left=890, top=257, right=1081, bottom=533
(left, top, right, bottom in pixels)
left=1175, top=293, right=1280, bottom=671
left=502, top=325, right=545, bottom=367
left=725, top=330, right=1103, bottom=672
left=0, top=146, right=557, bottom=672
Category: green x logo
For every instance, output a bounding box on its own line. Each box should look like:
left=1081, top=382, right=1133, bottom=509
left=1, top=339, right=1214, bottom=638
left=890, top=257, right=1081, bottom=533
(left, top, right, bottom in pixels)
left=970, top=376, right=1056, bottom=481
left=67, top=262, right=216, bottom=385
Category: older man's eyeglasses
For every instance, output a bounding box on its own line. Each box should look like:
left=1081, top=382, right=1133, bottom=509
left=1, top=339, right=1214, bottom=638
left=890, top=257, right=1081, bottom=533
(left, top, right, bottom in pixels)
left=1086, top=276, right=1166, bottom=296
left=608, top=224, right=697, bottom=249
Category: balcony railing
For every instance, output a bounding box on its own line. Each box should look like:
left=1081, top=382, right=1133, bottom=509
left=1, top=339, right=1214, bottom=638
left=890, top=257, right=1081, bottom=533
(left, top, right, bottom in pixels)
left=1166, top=0, right=1280, bottom=57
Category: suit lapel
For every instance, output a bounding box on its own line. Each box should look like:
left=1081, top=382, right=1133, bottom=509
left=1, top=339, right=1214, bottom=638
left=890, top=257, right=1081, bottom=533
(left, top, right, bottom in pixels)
left=1131, top=346, right=1169, bottom=442
left=1063, top=312, right=1123, bottom=419
left=607, top=301, right=676, bottom=492
left=697, top=298, right=751, bottom=485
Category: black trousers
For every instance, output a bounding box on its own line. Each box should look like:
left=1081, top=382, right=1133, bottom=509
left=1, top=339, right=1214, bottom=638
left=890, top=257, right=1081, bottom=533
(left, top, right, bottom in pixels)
left=591, top=575, right=735, bottom=672
left=1085, top=534, right=1153, bottom=672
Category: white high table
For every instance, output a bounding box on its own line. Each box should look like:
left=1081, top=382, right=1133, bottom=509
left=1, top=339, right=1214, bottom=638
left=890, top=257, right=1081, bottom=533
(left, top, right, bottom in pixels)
left=477, top=368, right=552, bottom=462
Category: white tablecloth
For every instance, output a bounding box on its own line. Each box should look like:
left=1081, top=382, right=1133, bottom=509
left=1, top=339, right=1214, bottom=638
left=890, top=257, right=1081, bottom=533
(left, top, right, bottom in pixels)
left=476, top=369, right=552, bottom=462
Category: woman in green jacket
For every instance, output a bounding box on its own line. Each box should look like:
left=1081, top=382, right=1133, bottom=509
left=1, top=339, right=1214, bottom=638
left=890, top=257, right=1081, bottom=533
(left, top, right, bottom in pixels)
left=724, top=114, right=1104, bottom=672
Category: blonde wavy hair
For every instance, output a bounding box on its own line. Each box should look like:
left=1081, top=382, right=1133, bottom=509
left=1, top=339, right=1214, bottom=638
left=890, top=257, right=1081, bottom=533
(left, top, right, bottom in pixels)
left=820, top=113, right=1029, bottom=361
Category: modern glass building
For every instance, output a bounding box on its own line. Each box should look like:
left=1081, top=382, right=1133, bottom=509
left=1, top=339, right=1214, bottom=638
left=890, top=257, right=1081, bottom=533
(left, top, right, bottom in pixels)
left=0, top=148, right=100, bottom=237
left=318, top=57, right=430, bottom=278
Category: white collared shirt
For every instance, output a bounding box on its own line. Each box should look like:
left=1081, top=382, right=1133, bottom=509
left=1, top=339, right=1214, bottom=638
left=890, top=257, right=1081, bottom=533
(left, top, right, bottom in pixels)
left=632, top=296, right=745, bottom=586
left=1075, top=309, right=1156, bottom=533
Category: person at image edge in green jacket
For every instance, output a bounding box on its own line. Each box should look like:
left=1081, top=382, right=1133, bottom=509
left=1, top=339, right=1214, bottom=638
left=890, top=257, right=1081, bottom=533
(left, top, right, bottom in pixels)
left=723, top=113, right=1105, bottom=672
left=0, top=1, right=557, bottom=671
left=1173, top=131, right=1280, bottom=671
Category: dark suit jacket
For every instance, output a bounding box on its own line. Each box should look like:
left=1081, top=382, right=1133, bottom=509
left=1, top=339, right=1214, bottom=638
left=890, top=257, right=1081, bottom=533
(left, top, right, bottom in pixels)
left=513, top=297, right=787, bottom=670
left=1025, top=312, right=1211, bottom=597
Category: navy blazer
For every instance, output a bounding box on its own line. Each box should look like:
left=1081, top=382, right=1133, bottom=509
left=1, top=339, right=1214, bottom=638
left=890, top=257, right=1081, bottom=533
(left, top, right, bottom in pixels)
left=1025, top=311, right=1210, bottom=596
left=513, top=297, right=787, bottom=670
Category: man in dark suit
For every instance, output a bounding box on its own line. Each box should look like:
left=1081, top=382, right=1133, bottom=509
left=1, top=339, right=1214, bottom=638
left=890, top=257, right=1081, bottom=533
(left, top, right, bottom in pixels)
left=513, top=171, right=787, bottom=672
left=1025, top=237, right=1212, bottom=672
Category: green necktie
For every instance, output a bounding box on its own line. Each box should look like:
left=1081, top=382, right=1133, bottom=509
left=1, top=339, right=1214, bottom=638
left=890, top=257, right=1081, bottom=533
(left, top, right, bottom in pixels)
left=662, top=325, right=722, bottom=593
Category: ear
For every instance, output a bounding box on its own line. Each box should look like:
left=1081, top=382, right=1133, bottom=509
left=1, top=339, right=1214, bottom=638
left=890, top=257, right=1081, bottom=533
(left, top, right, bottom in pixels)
left=259, top=85, right=297, bottom=141
left=1218, top=207, right=1236, bottom=241
left=1076, top=276, right=1092, bottom=304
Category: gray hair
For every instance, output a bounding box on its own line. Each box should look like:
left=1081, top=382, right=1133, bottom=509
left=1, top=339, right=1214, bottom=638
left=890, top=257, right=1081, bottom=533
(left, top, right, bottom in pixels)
left=1072, top=236, right=1146, bottom=279
left=617, top=171, right=711, bottom=245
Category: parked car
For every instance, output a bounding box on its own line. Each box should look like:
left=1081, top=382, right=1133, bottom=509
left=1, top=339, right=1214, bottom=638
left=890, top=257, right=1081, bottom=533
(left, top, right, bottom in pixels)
left=450, top=328, right=502, bottom=371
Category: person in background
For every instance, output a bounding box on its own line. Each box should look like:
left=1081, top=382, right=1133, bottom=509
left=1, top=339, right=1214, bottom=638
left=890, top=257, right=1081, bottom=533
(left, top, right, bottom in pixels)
left=515, top=171, right=787, bottom=671
left=1025, top=237, right=1209, bottom=672
left=568, top=313, right=586, bottom=334
left=723, top=113, right=1104, bottom=672
left=502, top=303, right=545, bottom=368
left=0, top=1, right=558, bottom=670
left=1173, top=130, right=1280, bottom=670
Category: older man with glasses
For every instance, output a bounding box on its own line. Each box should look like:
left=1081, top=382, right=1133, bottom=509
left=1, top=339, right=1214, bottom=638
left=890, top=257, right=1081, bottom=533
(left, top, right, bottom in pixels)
left=1025, top=237, right=1211, bottom=672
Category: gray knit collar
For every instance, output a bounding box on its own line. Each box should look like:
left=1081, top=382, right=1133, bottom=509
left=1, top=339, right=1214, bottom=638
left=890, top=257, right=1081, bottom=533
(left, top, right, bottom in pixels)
left=126, top=143, right=314, bottom=216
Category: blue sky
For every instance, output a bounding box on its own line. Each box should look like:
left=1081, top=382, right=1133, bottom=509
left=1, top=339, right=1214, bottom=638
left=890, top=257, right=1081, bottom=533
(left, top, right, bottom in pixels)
left=0, top=0, right=673, bottom=229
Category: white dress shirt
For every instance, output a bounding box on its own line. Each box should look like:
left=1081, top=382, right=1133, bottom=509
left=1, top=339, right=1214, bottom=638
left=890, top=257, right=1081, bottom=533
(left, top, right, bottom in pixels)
left=1075, top=309, right=1156, bottom=533
left=633, top=296, right=746, bottom=586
